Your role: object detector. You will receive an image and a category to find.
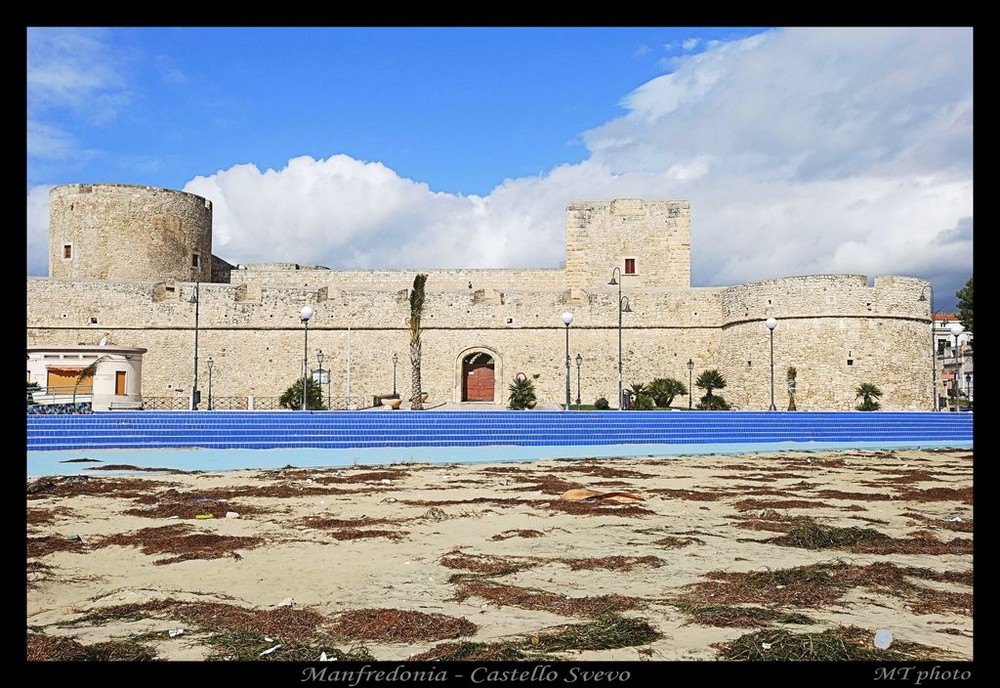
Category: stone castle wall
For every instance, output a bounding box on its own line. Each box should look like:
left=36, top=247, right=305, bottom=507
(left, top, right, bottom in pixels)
left=48, top=184, right=212, bottom=283
left=27, top=186, right=932, bottom=410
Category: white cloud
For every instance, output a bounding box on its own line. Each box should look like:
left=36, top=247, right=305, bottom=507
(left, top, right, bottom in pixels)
left=27, top=27, right=972, bottom=308
left=27, top=186, right=53, bottom=276
left=27, top=28, right=131, bottom=125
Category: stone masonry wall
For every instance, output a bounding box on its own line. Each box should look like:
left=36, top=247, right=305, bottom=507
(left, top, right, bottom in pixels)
left=27, top=273, right=930, bottom=410
left=565, top=199, right=691, bottom=290
left=48, top=184, right=212, bottom=283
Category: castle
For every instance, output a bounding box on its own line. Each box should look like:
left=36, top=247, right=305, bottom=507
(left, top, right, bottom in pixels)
left=26, top=183, right=934, bottom=411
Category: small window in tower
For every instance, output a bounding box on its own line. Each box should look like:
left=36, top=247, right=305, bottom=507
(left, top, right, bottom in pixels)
left=63, top=244, right=72, bottom=260
left=192, top=253, right=201, bottom=269
left=624, top=258, right=636, bottom=275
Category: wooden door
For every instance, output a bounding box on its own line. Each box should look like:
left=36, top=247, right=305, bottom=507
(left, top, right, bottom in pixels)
left=465, top=360, right=495, bottom=401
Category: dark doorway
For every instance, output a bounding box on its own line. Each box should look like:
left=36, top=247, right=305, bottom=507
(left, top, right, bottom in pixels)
left=462, top=352, right=495, bottom=402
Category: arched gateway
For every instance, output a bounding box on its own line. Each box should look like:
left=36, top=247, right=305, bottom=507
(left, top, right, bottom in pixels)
left=460, top=350, right=497, bottom=402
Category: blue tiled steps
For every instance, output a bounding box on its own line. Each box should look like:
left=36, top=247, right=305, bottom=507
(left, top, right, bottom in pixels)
left=26, top=411, right=973, bottom=452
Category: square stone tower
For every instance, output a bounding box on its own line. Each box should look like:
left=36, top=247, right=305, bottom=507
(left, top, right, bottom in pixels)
left=564, top=199, right=691, bottom=289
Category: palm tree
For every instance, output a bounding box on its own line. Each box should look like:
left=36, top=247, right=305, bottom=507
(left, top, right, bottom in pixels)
left=647, top=377, right=687, bottom=408
left=786, top=366, right=797, bottom=411
left=695, top=369, right=731, bottom=410
left=507, top=376, right=537, bottom=410
left=74, top=355, right=109, bottom=402
left=408, top=274, right=428, bottom=410
left=279, top=378, right=325, bottom=410
left=628, top=382, right=654, bottom=410
left=855, top=382, right=883, bottom=411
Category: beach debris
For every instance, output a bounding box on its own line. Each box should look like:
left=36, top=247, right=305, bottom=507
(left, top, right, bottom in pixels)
left=318, top=651, right=337, bottom=661
left=874, top=630, right=893, bottom=649
left=226, top=511, right=240, bottom=519
left=259, top=644, right=282, bottom=656
left=380, top=479, right=392, bottom=485
left=27, top=479, right=56, bottom=494
left=950, top=516, right=963, bottom=522
left=277, top=597, right=294, bottom=607
left=66, top=534, right=82, bottom=542
left=559, top=488, right=644, bottom=503
left=762, top=642, right=772, bottom=650
left=195, top=514, right=214, bottom=520
left=168, top=628, right=184, bottom=638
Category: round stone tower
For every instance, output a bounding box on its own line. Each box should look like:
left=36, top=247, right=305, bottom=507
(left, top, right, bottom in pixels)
left=48, top=183, right=213, bottom=282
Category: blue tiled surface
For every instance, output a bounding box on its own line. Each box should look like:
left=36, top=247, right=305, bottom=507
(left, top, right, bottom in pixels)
left=25, top=410, right=974, bottom=452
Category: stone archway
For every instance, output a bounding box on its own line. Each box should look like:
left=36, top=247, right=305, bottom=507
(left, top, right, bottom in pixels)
left=462, top=352, right=495, bottom=402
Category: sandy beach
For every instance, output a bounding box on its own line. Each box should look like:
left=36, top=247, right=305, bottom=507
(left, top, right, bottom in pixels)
left=27, top=447, right=973, bottom=664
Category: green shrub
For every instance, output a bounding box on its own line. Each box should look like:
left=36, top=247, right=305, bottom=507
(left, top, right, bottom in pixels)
left=279, top=378, right=325, bottom=410
left=594, top=397, right=610, bottom=410
left=508, top=376, right=537, bottom=410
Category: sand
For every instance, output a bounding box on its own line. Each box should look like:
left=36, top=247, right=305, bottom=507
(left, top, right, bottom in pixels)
left=26, top=447, right=973, bottom=664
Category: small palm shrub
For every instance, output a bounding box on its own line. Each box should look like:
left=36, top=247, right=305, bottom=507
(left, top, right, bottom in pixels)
left=594, top=397, right=610, bottom=410
left=508, top=376, right=537, bottom=410
left=855, top=383, right=883, bottom=411
left=279, top=378, right=325, bottom=410
left=647, top=377, right=687, bottom=408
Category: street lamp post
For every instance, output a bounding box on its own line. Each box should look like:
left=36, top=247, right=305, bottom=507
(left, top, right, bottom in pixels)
left=206, top=357, right=213, bottom=411
left=608, top=268, right=632, bottom=410
left=687, top=359, right=694, bottom=410
left=966, top=373, right=972, bottom=404
left=950, top=323, right=964, bottom=412
left=919, top=288, right=937, bottom=411
left=392, top=353, right=398, bottom=397
left=317, top=349, right=325, bottom=410
left=300, top=306, right=315, bottom=411
left=575, top=353, right=583, bottom=410
left=190, top=266, right=202, bottom=411
left=562, top=312, right=573, bottom=411
left=766, top=318, right=778, bottom=411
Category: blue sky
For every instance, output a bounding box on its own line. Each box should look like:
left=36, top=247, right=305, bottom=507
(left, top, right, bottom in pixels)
left=27, top=27, right=973, bottom=312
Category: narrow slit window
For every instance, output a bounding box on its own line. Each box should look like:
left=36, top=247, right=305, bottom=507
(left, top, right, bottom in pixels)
left=63, top=244, right=72, bottom=259
left=192, top=253, right=201, bottom=269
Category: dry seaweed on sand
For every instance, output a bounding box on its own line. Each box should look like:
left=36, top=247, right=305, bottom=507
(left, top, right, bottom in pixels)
left=453, top=579, right=644, bottom=617
left=27, top=534, right=87, bottom=558
left=681, top=561, right=972, bottom=614
left=646, top=488, right=723, bottom=501
left=27, top=476, right=173, bottom=501
left=92, top=523, right=265, bottom=564
left=558, top=555, right=663, bottom=571
left=765, top=522, right=973, bottom=554
left=896, top=486, right=973, bottom=504
left=410, top=641, right=533, bottom=661
left=329, top=608, right=477, bottom=643
left=731, top=498, right=834, bottom=512
left=544, top=500, right=655, bottom=517
left=409, top=615, right=659, bottom=661
left=490, top=529, right=545, bottom=541
left=72, top=599, right=328, bottom=640
left=27, top=632, right=158, bottom=661
left=203, top=629, right=374, bottom=661
left=123, top=488, right=261, bottom=519
left=654, top=535, right=704, bottom=548
left=673, top=603, right=815, bottom=628
left=713, top=626, right=955, bottom=661
left=439, top=549, right=537, bottom=576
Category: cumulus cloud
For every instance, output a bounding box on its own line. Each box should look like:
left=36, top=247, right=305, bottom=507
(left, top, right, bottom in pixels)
left=27, top=27, right=972, bottom=310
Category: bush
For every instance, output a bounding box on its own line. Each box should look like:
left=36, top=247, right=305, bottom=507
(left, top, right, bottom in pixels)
left=647, top=377, right=687, bottom=408
left=594, top=397, right=610, bottom=410
left=279, top=378, right=325, bottom=410
left=508, top=376, right=537, bottom=410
